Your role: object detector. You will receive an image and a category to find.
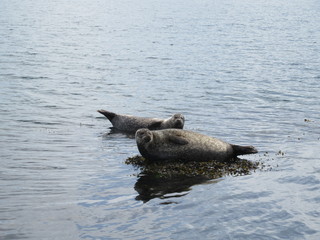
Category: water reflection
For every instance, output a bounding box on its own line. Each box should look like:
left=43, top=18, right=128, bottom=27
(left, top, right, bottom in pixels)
left=134, top=173, right=211, bottom=203
left=127, top=156, right=261, bottom=203
left=101, top=127, right=135, bottom=139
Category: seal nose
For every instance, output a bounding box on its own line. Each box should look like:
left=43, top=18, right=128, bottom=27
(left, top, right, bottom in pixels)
left=174, top=118, right=184, bottom=128
left=143, top=135, right=151, bottom=143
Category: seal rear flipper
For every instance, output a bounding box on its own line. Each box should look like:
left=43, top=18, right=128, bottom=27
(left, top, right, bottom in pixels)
left=97, top=109, right=116, bottom=121
left=168, top=135, right=189, bottom=145
left=232, top=144, right=258, bottom=156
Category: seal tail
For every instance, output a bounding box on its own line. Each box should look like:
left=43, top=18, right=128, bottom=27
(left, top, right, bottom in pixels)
left=97, top=109, right=116, bottom=121
left=232, top=144, right=258, bottom=156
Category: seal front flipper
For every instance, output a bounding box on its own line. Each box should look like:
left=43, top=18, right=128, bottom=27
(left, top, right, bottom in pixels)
left=168, top=135, right=189, bottom=145
left=97, top=109, right=116, bottom=122
left=148, top=121, right=163, bottom=130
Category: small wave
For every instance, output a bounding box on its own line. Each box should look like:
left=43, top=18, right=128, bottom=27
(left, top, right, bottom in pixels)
left=16, top=120, right=63, bottom=126
left=19, top=76, right=49, bottom=80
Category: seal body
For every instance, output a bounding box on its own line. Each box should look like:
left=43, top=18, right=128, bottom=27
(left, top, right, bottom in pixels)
left=135, top=129, right=258, bottom=162
left=97, top=110, right=184, bottom=133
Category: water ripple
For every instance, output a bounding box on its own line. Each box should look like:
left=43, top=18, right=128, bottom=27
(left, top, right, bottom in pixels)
left=1, top=0, right=320, bottom=239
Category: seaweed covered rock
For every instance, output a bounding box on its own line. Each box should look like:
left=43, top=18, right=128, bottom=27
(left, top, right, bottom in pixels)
left=126, top=155, right=260, bottom=179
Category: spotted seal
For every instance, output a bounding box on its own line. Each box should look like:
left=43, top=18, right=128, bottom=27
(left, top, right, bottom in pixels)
left=135, top=128, right=258, bottom=162
left=97, top=109, right=185, bottom=133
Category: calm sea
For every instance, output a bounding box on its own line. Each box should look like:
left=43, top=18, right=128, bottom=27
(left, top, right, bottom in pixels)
left=1, top=0, right=319, bottom=239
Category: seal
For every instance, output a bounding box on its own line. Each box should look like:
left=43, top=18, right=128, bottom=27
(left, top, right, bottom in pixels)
left=135, top=129, right=258, bottom=162
left=97, top=109, right=185, bottom=133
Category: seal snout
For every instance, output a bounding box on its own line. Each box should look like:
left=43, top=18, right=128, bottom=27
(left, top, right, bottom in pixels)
left=174, top=120, right=183, bottom=128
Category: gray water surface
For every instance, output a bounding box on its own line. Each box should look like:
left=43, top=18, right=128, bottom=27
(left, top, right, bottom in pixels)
left=1, top=0, right=320, bottom=239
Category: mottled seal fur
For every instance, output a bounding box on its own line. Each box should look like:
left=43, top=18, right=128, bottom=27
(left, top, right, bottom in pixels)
left=97, top=110, right=185, bottom=133
left=135, top=129, right=258, bottom=162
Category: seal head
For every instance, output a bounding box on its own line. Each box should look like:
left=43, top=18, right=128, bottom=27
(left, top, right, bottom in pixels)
left=135, top=129, right=154, bottom=159
left=160, top=113, right=185, bottom=130
left=172, top=113, right=185, bottom=129
left=136, top=128, right=153, bottom=145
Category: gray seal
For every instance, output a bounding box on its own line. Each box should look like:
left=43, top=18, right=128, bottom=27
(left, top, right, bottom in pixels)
left=97, top=109, right=185, bottom=133
left=135, top=129, right=258, bottom=162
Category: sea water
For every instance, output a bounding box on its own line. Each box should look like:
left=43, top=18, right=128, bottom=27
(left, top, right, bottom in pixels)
left=1, top=0, right=319, bottom=239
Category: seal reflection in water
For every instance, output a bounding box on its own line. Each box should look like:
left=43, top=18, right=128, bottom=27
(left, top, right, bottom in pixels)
left=97, top=109, right=185, bottom=133
left=135, top=129, right=258, bottom=162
